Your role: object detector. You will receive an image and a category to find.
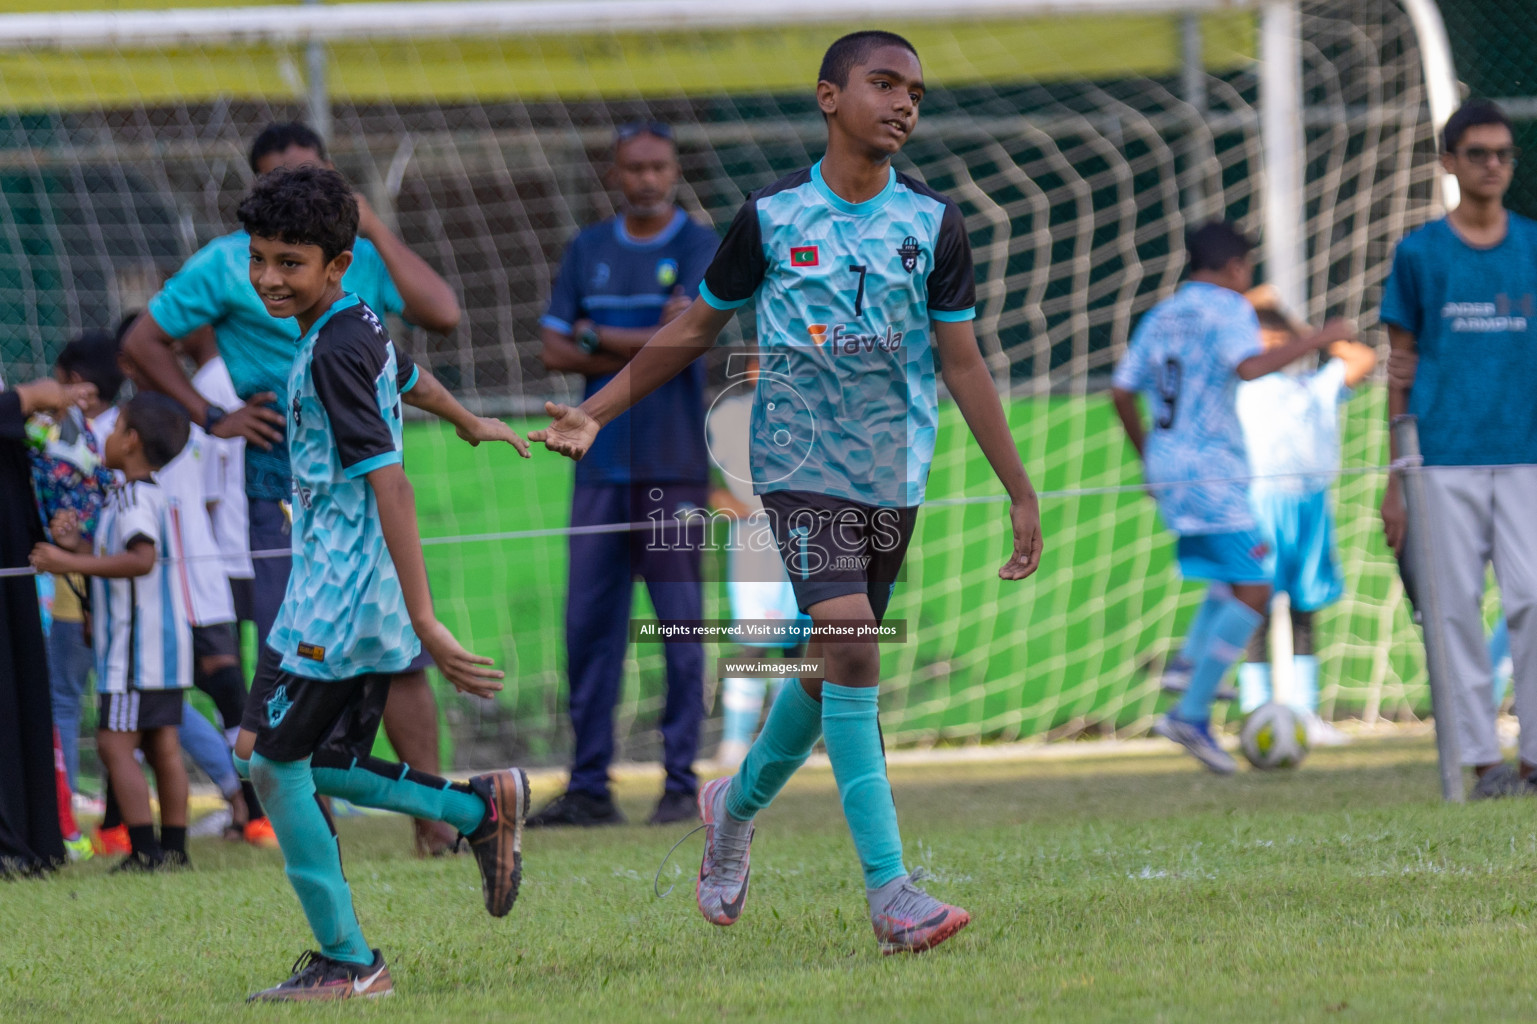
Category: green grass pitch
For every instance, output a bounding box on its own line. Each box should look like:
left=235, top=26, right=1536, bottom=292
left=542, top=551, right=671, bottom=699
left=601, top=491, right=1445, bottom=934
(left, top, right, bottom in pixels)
left=8, top=738, right=1535, bottom=1021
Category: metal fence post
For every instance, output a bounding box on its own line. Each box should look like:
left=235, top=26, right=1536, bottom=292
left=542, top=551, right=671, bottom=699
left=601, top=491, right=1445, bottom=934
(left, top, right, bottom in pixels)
left=1393, top=414, right=1463, bottom=802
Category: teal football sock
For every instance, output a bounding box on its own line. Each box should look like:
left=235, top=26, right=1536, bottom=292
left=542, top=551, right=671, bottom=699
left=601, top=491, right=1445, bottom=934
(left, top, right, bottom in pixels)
left=1177, top=583, right=1231, bottom=665
left=1176, top=598, right=1263, bottom=723
left=725, top=679, right=822, bottom=822
left=822, top=683, right=906, bottom=890
left=249, top=754, right=373, bottom=966
left=233, top=753, right=251, bottom=780
left=311, top=755, right=486, bottom=836
left=1238, top=662, right=1273, bottom=714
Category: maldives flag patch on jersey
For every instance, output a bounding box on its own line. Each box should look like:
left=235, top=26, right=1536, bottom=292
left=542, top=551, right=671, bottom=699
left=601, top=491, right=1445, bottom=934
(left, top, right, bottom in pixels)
left=790, top=246, right=819, bottom=268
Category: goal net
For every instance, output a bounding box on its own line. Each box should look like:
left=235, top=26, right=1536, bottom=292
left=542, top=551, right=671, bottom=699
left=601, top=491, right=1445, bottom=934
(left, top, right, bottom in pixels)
left=0, top=0, right=1450, bottom=766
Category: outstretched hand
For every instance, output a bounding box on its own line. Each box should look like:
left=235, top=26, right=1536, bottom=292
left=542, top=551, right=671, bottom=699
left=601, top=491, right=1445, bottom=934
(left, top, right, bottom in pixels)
left=416, top=619, right=504, bottom=698
left=528, top=401, right=598, bottom=461
left=456, top=415, right=531, bottom=458
left=999, top=495, right=1044, bottom=580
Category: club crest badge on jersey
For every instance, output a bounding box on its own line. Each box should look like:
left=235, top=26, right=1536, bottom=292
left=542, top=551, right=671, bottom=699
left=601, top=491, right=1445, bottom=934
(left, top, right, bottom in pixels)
left=291, top=396, right=302, bottom=430
left=593, top=262, right=611, bottom=288
left=897, top=236, right=921, bottom=273
left=266, top=684, right=294, bottom=728
left=656, top=258, right=679, bottom=287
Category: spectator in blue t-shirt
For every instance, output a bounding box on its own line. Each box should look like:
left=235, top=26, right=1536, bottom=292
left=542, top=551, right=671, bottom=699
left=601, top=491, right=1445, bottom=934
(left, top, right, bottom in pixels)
left=120, top=122, right=507, bottom=855
left=1380, top=100, right=1537, bottom=800
left=531, top=122, right=719, bottom=827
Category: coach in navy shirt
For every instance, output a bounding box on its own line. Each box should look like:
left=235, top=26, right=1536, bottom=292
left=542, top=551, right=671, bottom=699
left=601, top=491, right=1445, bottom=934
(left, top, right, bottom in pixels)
left=534, top=123, right=718, bottom=827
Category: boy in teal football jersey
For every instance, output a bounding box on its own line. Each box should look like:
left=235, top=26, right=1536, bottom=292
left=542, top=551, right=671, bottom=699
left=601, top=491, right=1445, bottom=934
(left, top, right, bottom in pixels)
left=230, top=166, right=532, bottom=1001
left=534, top=31, right=1043, bottom=954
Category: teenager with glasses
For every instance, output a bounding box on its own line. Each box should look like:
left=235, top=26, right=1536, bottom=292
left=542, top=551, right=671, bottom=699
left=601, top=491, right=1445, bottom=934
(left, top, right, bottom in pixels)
left=1380, top=99, right=1537, bottom=799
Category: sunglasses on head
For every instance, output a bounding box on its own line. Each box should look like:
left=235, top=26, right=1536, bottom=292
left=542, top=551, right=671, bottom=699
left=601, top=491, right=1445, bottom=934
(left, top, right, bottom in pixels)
left=614, top=121, right=674, bottom=143
left=1457, top=144, right=1520, bottom=167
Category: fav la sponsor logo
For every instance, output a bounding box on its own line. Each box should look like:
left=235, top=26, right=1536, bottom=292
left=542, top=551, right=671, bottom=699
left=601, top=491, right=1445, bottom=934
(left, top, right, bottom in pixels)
left=808, top=322, right=905, bottom=353
left=790, top=245, right=819, bottom=268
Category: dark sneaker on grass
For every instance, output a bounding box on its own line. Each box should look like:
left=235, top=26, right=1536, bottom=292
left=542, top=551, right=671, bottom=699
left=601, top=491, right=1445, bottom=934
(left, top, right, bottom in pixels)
left=1153, top=714, right=1237, bottom=775
left=1471, top=762, right=1529, bottom=800
left=696, top=777, right=753, bottom=926
left=247, top=949, right=392, bottom=1002
left=466, top=768, right=530, bottom=918
left=526, top=790, right=626, bottom=828
left=110, top=851, right=161, bottom=874
left=649, top=790, right=697, bottom=825
left=868, top=876, right=971, bottom=955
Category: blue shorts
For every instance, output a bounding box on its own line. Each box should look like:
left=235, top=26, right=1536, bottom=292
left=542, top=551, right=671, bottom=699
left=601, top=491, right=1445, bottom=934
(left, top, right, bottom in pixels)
left=1251, top=489, right=1343, bottom=612
left=1175, top=529, right=1272, bottom=585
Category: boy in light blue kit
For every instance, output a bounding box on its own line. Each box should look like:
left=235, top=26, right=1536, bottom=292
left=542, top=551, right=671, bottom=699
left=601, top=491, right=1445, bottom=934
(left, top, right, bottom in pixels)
left=1112, top=222, right=1335, bottom=774
left=228, top=166, right=532, bottom=1001
left=1235, top=286, right=1373, bottom=744
left=535, top=31, right=1043, bottom=953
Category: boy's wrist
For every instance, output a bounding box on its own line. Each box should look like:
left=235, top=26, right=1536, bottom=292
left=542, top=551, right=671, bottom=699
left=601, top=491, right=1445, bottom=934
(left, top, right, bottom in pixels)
left=577, top=397, right=609, bottom=428
left=1007, top=481, right=1037, bottom=506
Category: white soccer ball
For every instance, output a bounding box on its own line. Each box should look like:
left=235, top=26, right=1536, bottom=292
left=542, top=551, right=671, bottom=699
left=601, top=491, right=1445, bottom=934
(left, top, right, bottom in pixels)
left=1239, top=703, right=1310, bottom=770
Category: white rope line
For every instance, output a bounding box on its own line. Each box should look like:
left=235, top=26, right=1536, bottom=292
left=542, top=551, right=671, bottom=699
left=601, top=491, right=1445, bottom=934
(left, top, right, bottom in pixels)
left=0, top=459, right=1441, bottom=579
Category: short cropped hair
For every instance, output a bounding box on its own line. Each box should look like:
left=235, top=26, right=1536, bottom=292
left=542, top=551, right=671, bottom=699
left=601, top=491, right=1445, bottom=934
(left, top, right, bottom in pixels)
left=236, top=165, right=358, bottom=266
left=121, top=392, right=190, bottom=470
left=1443, top=100, right=1513, bottom=153
left=55, top=330, right=124, bottom=404
left=1185, top=220, right=1255, bottom=274
left=248, top=122, right=327, bottom=174
left=818, top=30, right=919, bottom=88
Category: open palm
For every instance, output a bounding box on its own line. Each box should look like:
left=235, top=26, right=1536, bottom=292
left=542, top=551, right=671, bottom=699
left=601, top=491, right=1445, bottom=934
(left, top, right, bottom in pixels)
left=528, top=401, right=599, bottom=461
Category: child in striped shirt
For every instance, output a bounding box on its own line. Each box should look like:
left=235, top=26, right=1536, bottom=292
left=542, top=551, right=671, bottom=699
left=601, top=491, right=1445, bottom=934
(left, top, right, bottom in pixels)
left=31, top=392, right=195, bottom=872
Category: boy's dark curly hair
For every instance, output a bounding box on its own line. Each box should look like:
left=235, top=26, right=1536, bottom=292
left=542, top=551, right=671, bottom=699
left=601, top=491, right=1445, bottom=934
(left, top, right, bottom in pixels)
left=236, top=165, right=358, bottom=265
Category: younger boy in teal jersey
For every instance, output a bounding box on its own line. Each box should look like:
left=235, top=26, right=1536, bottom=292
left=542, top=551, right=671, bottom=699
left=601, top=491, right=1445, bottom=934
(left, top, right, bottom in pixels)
left=534, top=31, right=1043, bottom=954
left=230, top=166, right=533, bottom=1002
